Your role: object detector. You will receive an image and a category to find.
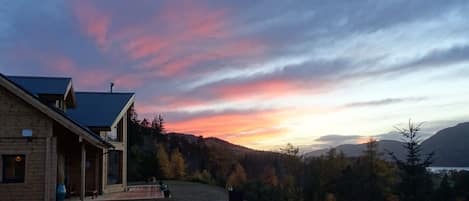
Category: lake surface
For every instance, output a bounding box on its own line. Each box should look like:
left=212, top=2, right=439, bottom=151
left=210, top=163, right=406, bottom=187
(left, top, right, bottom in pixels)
left=428, top=167, right=469, bottom=173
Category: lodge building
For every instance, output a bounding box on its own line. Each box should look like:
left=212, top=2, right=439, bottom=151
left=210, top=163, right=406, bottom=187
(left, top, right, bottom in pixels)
left=0, top=74, right=135, bottom=201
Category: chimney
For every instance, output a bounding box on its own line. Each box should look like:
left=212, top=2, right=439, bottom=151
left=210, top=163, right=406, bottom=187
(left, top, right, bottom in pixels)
left=110, top=82, right=114, bottom=93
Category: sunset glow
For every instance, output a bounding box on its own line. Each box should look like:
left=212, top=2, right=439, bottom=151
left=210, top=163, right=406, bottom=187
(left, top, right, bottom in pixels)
left=2, top=0, right=469, bottom=150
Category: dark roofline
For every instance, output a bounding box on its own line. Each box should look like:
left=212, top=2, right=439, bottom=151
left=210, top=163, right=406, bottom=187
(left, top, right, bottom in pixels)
left=6, top=75, right=72, bottom=80
left=0, top=73, right=113, bottom=148
left=75, top=91, right=135, bottom=95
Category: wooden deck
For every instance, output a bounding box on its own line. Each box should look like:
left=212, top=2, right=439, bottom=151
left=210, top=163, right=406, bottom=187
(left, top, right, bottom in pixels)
left=66, top=185, right=164, bottom=201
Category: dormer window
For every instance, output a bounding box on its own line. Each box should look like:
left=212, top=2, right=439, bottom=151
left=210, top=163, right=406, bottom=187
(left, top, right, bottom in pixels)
left=43, top=99, right=66, bottom=111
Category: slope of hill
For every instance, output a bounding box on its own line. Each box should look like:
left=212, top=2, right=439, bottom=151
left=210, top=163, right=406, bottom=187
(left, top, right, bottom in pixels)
left=421, top=122, right=469, bottom=166
left=306, top=122, right=469, bottom=167
left=305, top=140, right=405, bottom=160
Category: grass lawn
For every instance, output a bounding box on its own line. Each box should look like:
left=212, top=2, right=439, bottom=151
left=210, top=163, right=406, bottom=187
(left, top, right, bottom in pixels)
left=162, top=180, right=228, bottom=201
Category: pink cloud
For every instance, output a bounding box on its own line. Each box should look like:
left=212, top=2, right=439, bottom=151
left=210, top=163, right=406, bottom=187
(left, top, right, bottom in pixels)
left=73, top=0, right=110, bottom=49
left=211, top=79, right=303, bottom=101
left=113, top=1, right=265, bottom=76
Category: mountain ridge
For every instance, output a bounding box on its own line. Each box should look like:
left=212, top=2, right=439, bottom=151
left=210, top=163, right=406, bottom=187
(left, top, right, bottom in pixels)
left=305, top=122, right=469, bottom=166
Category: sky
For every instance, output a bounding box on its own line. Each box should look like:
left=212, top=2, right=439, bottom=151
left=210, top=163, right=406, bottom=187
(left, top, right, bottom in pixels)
left=1, top=0, right=469, bottom=151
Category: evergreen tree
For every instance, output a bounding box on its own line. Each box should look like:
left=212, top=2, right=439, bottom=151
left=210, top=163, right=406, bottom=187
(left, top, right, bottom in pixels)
left=170, top=148, right=186, bottom=179
left=434, top=174, right=454, bottom=201
left=158, top=114, right=165, bottom=134
left=388, top=121, right=434, bottom=201
left=140, top=118, right=150, bottom=127
left=128, top=106, right=139, bottom=123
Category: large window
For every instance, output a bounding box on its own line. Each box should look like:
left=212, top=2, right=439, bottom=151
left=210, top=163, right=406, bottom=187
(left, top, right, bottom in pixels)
left=107, top=151, right=122, bottom=185
left=2, top=155, right=26, bottom=183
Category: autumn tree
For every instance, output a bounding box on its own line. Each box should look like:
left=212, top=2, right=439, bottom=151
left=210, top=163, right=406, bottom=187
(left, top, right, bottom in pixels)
left=362, top=138, right=395, bottom=201
left=170, top=148, right=186, bottom=179
left=261, top=166, right=279, bottom=186
left=388, top=121, right=434, bottom=201
left=226, top=163, right=247, bottom=188
left=156, top=144, right=172, bottom=179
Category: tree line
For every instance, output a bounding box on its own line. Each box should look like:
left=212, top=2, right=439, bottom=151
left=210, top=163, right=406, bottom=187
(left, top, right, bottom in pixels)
left=127, top=108, right=469, bottom=201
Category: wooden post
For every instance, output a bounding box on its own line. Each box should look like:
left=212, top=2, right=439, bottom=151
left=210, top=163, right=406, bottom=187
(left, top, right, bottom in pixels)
left=81, top=142, right=86, bottom=201
left=44, top=136, right=50, bottom=201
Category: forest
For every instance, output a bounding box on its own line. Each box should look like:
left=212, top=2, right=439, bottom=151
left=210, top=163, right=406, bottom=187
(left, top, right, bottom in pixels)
left=127, top=108, right=469, bottom=201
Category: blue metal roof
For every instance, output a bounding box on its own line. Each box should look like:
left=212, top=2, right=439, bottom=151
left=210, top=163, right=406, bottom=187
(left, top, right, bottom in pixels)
left=1, top=73, right=112, bottom=147
left=66, top=92, right=134, bottom=128
left=6, top=75, right=71, bottom=96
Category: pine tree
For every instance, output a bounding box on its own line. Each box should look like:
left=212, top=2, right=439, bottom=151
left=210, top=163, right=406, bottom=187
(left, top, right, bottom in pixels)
left=434, top=174, right=454, bottom=201
left=156, top=144, right=172, bottom=179
left=388, top=121, right=434, bottom=201
left=170, top=149, right=186, bottom=179
left=140, top=118, right=150, bottom=127
left=158, top=114, right=165, bottom=134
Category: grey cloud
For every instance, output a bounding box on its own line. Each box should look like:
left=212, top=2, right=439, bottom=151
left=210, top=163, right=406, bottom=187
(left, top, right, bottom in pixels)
left=316, top=135, right=363, bottom=142
left=344, top=97, right=426, bottom=108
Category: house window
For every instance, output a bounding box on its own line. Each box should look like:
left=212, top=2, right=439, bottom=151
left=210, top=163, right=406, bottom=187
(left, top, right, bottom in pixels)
left=107, top=151, right=122, bottom=185
left=2, top=155, right=26, bottom=183
left=107, top=119, right=123, bottom=142
left=106, top=131, right=118, bottom=141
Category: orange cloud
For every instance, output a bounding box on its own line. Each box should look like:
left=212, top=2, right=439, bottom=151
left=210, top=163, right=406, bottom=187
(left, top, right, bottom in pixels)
left=166, top=109, right=290, bottom=145
left=73, top=0, right=110, bottom=49
left=212, top=79, right=302, bottom=101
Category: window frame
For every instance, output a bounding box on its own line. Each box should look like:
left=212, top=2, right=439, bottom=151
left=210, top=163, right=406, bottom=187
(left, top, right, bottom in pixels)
left=107, top=150, right=123, bottom=185
left=1, top=154, right=26, bottom=184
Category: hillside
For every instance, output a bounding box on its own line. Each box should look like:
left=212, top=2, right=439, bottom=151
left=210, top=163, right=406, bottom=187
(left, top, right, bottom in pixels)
left=167, top=133, right=255, bottom=154
left=305, top=140, right=406, bottom=160
left=421, top=122, right=469, bottom=166
left=306, top=122, right=469, bottom=167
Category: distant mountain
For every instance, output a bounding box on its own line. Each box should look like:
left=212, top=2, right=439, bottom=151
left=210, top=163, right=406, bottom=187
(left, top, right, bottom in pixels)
left=305, top=140, right=406, bottom=161
left=305, top=122, right=469, bottom=167
left=421, top=122, right=469, bottom=167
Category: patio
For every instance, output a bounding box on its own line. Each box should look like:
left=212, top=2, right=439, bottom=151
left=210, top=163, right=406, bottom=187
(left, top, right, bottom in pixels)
left=66, top=185, right=164, bottom=201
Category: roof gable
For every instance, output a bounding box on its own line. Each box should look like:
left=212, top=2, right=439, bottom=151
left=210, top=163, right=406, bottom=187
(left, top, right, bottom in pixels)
left=7, top=75, right=76, bottom=108
left=7, top=75, right=72, bottom=96
left=66, top=92, right=135, bottom=128
left=0, top=74, right=112, bottom=148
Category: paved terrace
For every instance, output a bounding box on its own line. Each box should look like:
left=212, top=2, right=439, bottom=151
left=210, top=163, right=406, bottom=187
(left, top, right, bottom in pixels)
left=67, top=181, right=227, bottom=201
left=67, top=185, right=163, bottom=201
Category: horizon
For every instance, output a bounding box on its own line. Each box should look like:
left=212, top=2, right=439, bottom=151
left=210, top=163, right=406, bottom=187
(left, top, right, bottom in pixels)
left=1, top=0, right=469, bottom=150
